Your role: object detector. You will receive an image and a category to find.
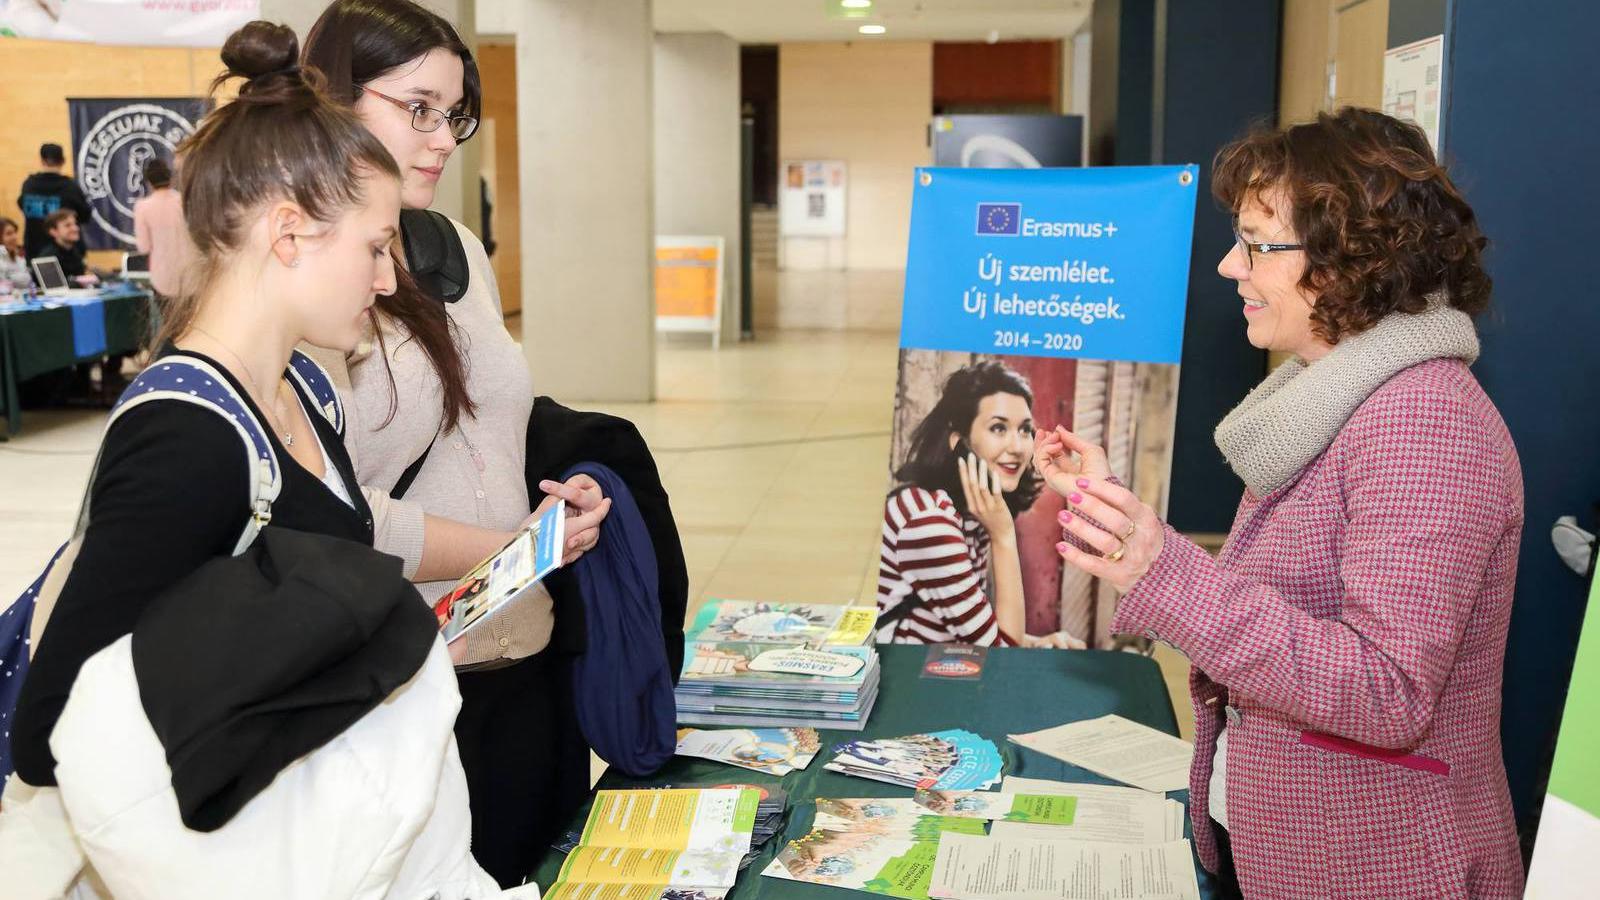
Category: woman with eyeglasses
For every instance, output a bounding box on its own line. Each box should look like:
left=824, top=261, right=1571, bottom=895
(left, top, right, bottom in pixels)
left=1038, top=108, right=1523, bottom=898
left=302, top=0, right=609, bottom=885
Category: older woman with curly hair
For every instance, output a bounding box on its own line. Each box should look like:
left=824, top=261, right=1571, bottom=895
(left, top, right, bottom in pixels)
left=1037, top=108, right=1524, bottom=899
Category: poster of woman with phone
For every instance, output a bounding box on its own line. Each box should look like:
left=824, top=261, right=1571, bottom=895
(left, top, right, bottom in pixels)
left=877, top=360, right=1085, bottom=649
left=882, top=350, right=1179, bottom=649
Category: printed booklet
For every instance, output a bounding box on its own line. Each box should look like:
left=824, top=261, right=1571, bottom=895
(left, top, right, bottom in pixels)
left=433, top=499, right=565, bottom=644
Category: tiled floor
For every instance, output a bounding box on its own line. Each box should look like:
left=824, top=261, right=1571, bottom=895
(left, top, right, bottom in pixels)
left=0, top=270, right=1195, bottom=741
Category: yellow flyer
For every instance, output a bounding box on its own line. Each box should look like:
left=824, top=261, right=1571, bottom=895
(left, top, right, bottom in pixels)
left=553, top=789, right=760, bottom=892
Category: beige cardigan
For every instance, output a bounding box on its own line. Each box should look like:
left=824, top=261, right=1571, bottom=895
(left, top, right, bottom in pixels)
left=308, top=218, right=551, bottom=668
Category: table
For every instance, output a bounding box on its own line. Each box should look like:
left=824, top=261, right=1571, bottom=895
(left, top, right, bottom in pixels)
left=530, top=644, right=1219, bottom=898
left=0, top=286, right=154, bottom=436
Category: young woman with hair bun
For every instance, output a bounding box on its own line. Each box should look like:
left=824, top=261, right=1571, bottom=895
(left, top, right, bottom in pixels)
left=0, top=21, right=501, bottom=898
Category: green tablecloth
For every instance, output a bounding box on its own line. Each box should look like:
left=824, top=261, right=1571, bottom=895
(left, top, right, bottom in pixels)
left=530, top=644, right=1218, bottom=898
left=0, top=289, right=154, bottom=436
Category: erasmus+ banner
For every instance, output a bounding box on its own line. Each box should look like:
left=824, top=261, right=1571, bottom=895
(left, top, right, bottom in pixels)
left=901, top=166, right=1198, bottom=364
left=885, top=166, right=1197, bottom=648
left=69, top=97, right=208, bottom=250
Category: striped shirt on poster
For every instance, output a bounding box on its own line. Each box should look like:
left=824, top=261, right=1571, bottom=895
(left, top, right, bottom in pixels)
left=877, top=485, right=1016, bottom=647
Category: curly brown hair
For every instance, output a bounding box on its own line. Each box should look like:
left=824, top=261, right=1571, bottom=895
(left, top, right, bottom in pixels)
left=1212, top=107, right=1491, bottom=344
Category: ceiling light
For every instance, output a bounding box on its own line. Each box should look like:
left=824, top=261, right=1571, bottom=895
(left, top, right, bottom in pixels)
left=841, top=0, right=873, bottom=8
left=858, top=24, right=887, bottom=35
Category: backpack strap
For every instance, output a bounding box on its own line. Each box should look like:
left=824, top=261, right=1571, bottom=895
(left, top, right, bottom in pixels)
left=87, top=355, right=283, bottom=556
left=285, top=349, right=345, bottom=437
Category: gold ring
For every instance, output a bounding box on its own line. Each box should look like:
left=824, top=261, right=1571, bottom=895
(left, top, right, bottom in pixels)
left=1119, top=523, right=1137, bottom=541
left=1106, top=544, right=1127, bottom=563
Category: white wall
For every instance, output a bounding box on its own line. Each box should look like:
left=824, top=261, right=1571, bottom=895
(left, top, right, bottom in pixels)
left=778, top=42, right=932, bottom=271
left=514, top=0, right=655, bottom=401
left=654, top=32, right=742, bottom=344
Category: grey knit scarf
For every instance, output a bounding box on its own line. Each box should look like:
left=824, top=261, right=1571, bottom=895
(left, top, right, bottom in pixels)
left=1213, top=297, right=1480, bottom=496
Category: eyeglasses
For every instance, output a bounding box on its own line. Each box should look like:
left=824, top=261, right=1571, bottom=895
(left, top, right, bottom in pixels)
left=361, top=87, right=478, bottom=141
left=1232, top=219, right=1302, bottom=270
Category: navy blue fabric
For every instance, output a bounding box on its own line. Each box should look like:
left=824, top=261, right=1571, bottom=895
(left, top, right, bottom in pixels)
left=0, top=544, right=65, bottom=779
left=563, top=462, right=676, bottom=778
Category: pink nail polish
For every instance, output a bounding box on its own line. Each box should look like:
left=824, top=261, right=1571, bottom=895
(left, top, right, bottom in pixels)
left=1058, top=510, right=1074, bottom=524
left=1076, top=478, right=1090, bottom=489
left=1069, top=492, right=1083, bottom=504
left=1056, top=542, right=1070, bottom=554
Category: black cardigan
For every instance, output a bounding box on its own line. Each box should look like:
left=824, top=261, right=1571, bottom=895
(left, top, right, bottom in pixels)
left=11, top=349, right=374, bottom=785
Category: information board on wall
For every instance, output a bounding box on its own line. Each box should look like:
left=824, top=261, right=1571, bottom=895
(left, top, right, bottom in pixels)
left=884, top=166, right=1197, bottom=646
left=779, top=160, right=847, bottom=237
left=1383, top=34, right=1445, bottom=151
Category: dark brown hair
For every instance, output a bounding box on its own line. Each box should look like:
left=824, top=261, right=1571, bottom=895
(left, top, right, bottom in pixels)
left=894, top=361, right=1043, bottom=518
left=43, top=209, right=77, bottom=231
left=1212, top=107, right=1491, bottom=344
left=160, top=20, right=400, bottom=348
left=303, top=0, right=480, bottom=430
left=143, top=157, right=172, bottom=190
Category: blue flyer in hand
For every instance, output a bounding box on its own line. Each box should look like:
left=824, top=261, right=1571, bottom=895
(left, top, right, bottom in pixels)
left=435, top=499, right=566, bottom=644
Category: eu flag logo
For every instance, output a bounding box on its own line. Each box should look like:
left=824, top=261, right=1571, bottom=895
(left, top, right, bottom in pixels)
left=976, top=203, right=1021, bottom=236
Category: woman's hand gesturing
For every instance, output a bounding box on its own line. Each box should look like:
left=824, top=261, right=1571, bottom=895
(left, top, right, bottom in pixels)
left=1054, top=477, right=1165, bottom=594
left=1033, top=426, right=1112, bottom=498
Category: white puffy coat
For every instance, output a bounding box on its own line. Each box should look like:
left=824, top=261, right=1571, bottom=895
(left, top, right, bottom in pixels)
left=0, top=637, right=511, bottom=900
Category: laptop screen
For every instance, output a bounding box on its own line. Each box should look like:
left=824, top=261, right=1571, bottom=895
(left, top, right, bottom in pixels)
left=31, top=257, right=68, bottom=291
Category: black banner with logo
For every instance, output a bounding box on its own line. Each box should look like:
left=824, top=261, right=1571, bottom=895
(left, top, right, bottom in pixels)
left=67, top=98, right=209, bottom=250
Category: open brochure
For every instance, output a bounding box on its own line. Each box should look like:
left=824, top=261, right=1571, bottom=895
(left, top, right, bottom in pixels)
left=433, top=499, right=565, bottom=644
left=549, top=788, right=761, bottom=896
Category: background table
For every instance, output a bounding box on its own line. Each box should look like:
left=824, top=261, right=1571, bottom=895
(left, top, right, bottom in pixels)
left=530, top=644, right=1218, bottom=898
left=0, top=286, right=154, bottom=436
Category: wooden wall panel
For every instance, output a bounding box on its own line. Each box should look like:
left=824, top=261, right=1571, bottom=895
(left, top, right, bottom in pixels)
left=477, top=42, right=522, bottom=318
left=933, top=41, right=1061, bottom=110
left=0, top=37, right=223, bottom=268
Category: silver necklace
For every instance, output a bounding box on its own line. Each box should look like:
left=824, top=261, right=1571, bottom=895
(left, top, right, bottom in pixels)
left=189, top=326, right=296, bottom=447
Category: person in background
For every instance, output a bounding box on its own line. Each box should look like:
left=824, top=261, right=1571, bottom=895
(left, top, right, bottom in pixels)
left=0, top=217, right=28, bottom=291
left=33, top=210, right=96, bottom=285
left=131, top=157, right=194, bottom=299
left=17, top=143, right=92, bottom=260
left=1044, top=108, right=1523, bottom=898
left=878, top=360, right=1084, bottom=650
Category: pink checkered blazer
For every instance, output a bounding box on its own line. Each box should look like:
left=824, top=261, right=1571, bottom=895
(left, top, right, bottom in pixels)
left=1112, top=359, right=1524, bottom=899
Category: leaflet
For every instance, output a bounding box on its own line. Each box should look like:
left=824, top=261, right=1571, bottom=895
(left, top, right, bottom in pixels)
left=1007, top=715, right=1193, bottom=793
left=553, top=789, right=760, bottom=892
left=827, top=730, right=1004, bottom=791
left=991, top=777, right=1178, bottom=843
left=762, top=830, right=943, bottom=899
left=812, top=798, right=990, bottom=840
left=674, top=727, right=822, bottom=777
left=545, top=885, right=728, bottom=900
left=686, top=600, right=878, bottom=647
left=928, top=833, right=1201, bottom=900
left=435, top=499, right=565, bottom=644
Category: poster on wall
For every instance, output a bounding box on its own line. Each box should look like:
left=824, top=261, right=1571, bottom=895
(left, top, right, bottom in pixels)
left=655, top=235, right=724, bottom=349
left=0, top=0, right=256, bottom=47
left=882, top=166, right=1197, bottom=648
left=68, top=97, right=208, bottom=250
left=1382, top=34, right=1445, bottom=151
left=931, top=115, right=1084, bottom=169
left=779, top=159, right=847, bottom=237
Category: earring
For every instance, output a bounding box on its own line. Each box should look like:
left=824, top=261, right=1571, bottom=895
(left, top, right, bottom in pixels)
left=290, top=258, right=301, bottom=268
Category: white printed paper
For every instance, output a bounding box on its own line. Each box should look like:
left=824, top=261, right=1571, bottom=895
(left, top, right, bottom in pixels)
left=1008, top=715, right=1193, bottom=793
left=929, top=833, right=1200, bottom=900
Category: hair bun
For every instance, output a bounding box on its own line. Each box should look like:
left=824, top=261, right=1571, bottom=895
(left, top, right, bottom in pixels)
left=221, top=20, right=300, bottom=82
